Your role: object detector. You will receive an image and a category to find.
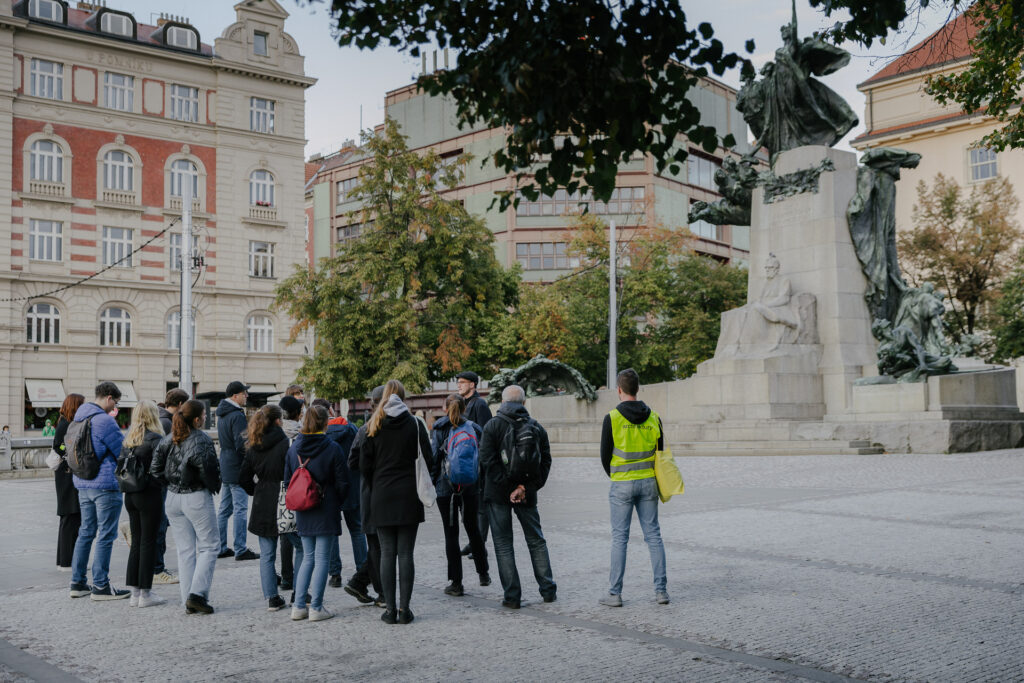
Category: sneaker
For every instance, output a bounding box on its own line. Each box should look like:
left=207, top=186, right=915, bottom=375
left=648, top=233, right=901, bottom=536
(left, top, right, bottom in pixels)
left=373, top=595, right=386, bottom=608
left=185, top=593, right=214, bottom=614
left=656, top=591, right=670, bottom=605
left=599, top=593, right=623, bottom=607
left=138, top=593, right=167, bottom=608
left=57, top=566, right=72, bottom=573
left=328, top=574, right=342, bottom=588
left=235, top=549, right=260, bottom=561
left=398, top=608, right=415, bottom=624
left=91, top=584, right=131, bottom=601
left=542, top=592, right=557, bottom=603
left=217, top=549, right=235, bottom=559
left=380, top=609, right=398, bottom=624
left=119, top=521, right=132, bottom=546
left=479, top=572, right=491, bottom=587
left=344, top=582, right=373, bottom=604
left=291, top=606, right=308, bottom=621
left=267, top=596, right=286, bottom=612
left=309, top=606, right=334, bottom=622
left=129, top=588, right=140, bottom=607
left=444, top=582, right=464, bottom=597
left=69, top=582, right=91, bottom=598
left=501, top=599, right=521, bottom=610
left=152, top=571, right=179, bottom=585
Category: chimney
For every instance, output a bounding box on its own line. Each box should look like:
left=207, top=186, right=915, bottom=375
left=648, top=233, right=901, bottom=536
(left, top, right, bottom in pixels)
left=157, top=12, right=169, bottom=27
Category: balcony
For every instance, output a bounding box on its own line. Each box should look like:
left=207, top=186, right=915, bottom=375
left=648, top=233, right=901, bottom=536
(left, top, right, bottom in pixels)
left=249, top=205, right=277, bottom=221
left=28, top=180, right=66, bottom=197
left=168, top=196, right=202, bottom=213
left=101, top=189, right=136, bottom=205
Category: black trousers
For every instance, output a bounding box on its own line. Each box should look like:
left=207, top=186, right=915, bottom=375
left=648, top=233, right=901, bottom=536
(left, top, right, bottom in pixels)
left=378, top=524, right=418, bottom=611
left=350, top=531, right=382, bottom=595
left=280, top=533, right=294, bottom=582
left=125, top=489, right=163, bottom=590
left=438, top=492, right=489, bottom=584
left=56, top=513, right=81, bottom=568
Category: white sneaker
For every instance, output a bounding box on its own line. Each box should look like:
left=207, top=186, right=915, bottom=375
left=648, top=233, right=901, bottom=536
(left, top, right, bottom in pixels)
left=129, top=589, right=140, bottom=608
left=138, top=593, right=167, bottom=608
left=291, top=606, right=308, bottom=621
left=152, top=571, right=179, bottom=585
left=119, top=521, right=132, bottom=546
left=309, top=606, right=334, bottom=622
left=598, top=593, right=623, bottom=607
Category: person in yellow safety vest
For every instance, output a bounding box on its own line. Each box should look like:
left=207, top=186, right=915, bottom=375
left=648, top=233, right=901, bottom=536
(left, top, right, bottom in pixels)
left=598, top=369, right=669, bottom=607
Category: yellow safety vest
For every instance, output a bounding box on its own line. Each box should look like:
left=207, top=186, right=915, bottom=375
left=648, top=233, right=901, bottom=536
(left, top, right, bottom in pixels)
left=608, top=408, right=660, bottom=481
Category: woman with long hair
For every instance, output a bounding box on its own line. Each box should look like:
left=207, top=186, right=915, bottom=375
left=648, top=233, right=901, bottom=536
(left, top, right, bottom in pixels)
left=53, top=393, right=85, bottom=569
left=152, top=399, right=221, bottom=615
left=120, top=399, right=166, bottom=607
left=283, top=405, right=348, bottom=623
left=361, top=379, right=433, bottom=624
left=430, top=393, right=489, bottom=596
left=244, top=404, right=303, bottom=612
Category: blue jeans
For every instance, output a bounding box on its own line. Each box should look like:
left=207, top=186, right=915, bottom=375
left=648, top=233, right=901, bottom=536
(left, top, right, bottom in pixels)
left=153, top=485, right=169, bottom=574
left=71, top=488, right=122, bottom=588
left=217, top=483, right=249, bottom=554
left=258, top=533, right=303, bottom=600
left=166, top=490, right=219, bottom=606
left=487, top=503, right=556, bottom=604
left=295, top=535, right=331, bottom=610
left=609, top=477, right=667, bottom=595
left=328, top=510, right=368, bottom=576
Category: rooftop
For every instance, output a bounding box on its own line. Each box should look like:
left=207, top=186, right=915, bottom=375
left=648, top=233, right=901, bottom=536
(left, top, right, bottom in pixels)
left=860, top=9, right=979, bottom=88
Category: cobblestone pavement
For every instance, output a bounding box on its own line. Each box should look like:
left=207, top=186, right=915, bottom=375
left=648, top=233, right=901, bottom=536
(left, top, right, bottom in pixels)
left=0, top=451, right=1022, bottom=682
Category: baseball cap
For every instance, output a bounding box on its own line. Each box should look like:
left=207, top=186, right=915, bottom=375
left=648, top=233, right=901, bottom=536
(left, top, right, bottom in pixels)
left=225, top=381, right=250, bottom=396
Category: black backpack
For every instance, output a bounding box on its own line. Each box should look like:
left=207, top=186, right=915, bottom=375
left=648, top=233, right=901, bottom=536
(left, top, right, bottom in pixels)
left=115, top=445, right=149, bottom=493
left=64, top=416, right=100, bottom=480
left=495, top=413, right=542, bottom=481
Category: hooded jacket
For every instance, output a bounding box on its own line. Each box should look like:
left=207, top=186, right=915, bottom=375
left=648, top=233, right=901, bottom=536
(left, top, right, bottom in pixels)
left=216, top=400, right=248, bottom=484
left=283, top=433, right=349, bottom=537
left=244, top=424, right=290, bottom=538
left=429, top=415, right=482, bottom=499
left=599, top=400, right=664, bottom=476
left=479, top=402, right=552, bottom=507
left=71, top=402, right=124, bottom=491
left=158, top=407, right=173, bottom=436
left=360, top=401, right=433, bottom=528
left=326, top=416, right=360, bottom=511
left=348, top=425, right=374, bottom=533
left=152, top=429, right=221, bottom=495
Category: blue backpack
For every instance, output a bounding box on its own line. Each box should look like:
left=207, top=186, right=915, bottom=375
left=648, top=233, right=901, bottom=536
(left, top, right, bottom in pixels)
left=445, top=421, right=479, bottom=486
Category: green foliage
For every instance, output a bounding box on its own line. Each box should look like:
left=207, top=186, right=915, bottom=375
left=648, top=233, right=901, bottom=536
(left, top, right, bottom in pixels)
left=274, top=119, right=516, bottom=399
left=989, top=254, right=1024, bottom=363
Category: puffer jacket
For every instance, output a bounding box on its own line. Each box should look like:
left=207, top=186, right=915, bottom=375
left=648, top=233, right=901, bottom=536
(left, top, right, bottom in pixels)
left=430, top=415, right=482, bottom=498
left=216, top=400, right=247, bottom=484
left=71, top=402, right=124, bottom=491
left=245, top=425, right=289, bottom=538
left=118, top=429, right=164, bottom=492
left=152, top=429, right=221, bottom=495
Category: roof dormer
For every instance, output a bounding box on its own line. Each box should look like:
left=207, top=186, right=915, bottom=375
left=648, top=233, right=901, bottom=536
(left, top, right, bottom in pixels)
left=151, top=20, right=201, bottom=53
left=16, top=0, right=69, bottom=25
left=84, top=8, right=137, bottom=39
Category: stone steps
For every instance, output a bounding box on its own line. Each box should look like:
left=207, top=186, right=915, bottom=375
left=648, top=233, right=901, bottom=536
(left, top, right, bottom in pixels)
left=550, top=440, right=884, bottom=457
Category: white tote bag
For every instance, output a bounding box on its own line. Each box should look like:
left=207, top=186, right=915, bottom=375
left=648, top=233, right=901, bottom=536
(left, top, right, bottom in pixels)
left=414, top=419, right=436, bottom=508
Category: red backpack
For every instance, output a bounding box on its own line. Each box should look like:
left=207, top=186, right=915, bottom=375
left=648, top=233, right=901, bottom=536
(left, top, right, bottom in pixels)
left=285, top=456, right=322, bottom=511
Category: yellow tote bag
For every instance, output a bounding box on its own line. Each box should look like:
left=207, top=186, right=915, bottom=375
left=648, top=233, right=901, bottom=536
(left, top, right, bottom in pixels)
left=654, top=447, right=684, bottom=503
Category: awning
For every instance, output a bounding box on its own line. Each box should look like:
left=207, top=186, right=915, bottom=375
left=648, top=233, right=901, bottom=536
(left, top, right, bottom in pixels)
left=249, top=384, right=279, bottom=394
left=25, top=379, right=66, bottom=408
left=111, top=381, right=138, bottom=408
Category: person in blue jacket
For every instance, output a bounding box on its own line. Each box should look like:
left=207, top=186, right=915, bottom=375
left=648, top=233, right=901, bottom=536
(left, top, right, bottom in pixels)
left=283, top=405, right=349, bottom=623
left=216, top=381, right=259, bottom=561
left=69, top=381, right=130, bottom=601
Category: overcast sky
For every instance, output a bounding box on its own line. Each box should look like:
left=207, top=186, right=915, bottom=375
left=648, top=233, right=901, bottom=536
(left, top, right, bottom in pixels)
left=124, top=0, right=959, bottom=158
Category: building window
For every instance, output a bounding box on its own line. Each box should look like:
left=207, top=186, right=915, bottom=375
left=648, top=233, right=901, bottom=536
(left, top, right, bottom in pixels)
left=249, top=241, right=275, bottom=278
left=969, top=147, right=998, bottom=182
left=102, top=227, right=133, bottom=267
left=689, top=219, right=720, bottom=241
left=250, top=98, right=275, bottom=134
left=28, top=0, right=64, bottom=22
left=169, top=233, right=199, bottom=272
left=26, top=303, right=60, bottom=344
left=166, top=310, right=196, bottom=350
left=254, top=31, right=268, bottom=56
left=170, top=159, right=199, bottom=198
left=99, top=307, right=131, bottom=347
left=249, top=170, right=275, bottom=206
left=337, top=178, right=359, bottom=204
left=169, top=84, right=199, bottom=122
left=103, top=72, right=133, bottom=112
left=688, top=155, right=720, bottom=191
left=166, top=26, right=198, bottom=50
left=29, top=59, right=63, bottom=100
left=103, top=150, right=134, bottom=191
left=246, top=314, right=274, bottom=353
left=100, top=12, right=132, bottom=37
left=28, top=219, right=62, bottom=261
left=29, top=140, right=63, bottom=182
left=336, top=222, right=371, bottom=242
left=515, top=187, right=645, bottom=217
left=516, top=242, right=579, bottom=270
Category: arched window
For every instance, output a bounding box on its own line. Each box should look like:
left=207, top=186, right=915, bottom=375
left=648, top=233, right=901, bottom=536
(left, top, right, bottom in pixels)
left=30, top=140, right=63, bottom=182
left=246, top=314, right=273, bottom=353
left=166, top=310, right=196, bottom=350
left=249, top=170, right=275, bottom=206
left=103, top=150, right=134, bottom=191
left=99, top=306, right=131, bottom=347
left=170, top=159, right=198, bottom=198
left=26, top=303, right=60, bottom=344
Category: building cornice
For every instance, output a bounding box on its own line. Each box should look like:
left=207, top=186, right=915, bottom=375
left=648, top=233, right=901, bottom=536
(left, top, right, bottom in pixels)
left=213, top=60, right=316, bottom=89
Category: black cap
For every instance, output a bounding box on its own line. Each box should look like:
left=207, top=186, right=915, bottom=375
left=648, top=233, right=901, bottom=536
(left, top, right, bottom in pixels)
left=279, top=395, right=302, bottom=418
left=455, top=371, right=479, bottom=385
left=225, top=381, right=250, bottom=396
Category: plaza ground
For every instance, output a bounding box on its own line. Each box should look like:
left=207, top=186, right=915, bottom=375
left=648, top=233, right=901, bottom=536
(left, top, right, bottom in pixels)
left=0, top=451, right=1022, bottom=682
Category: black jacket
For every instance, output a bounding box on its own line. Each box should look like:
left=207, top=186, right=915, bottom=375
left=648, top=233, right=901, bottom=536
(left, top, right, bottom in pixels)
left=120, top=429, right=164, bottom=492
left=52, top=416, right=78, bottom=516
left=244, top=425, right=289, bottom=538
left=158, top=407, right=173, bottom=437
left=216, top=400, right=247, bottom=484
left=430, top=415, right=483, bottom=498
left=152, top=430, right=221, bottom=495
left=283, top=433, right=349, bottom=537
left=599, top=400, right=664, bottom=477
left=349, top=425, right=374, bottom=533
left=479, top=402, right=552, bottom=507
left=466, top=392, right=492, bottom=429
left=360, top=411, right=432, bottom=527
left=326, top=418, right=359, bottom=511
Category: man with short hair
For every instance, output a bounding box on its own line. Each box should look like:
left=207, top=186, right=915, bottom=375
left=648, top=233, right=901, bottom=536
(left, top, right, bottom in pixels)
left=479, top=385, right=556, bottom=608
left=152, top=388, right=189, bottom=585
left=216, top=381, right=259, bottom=561
left=69, top=381, right=130, bottom=600
left=455, top=370, right=493, bottom=558
left=599, top=368, right=669, bottom=607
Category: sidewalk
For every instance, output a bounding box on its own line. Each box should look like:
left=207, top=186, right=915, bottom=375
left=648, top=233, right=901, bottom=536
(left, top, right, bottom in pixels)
left=0, top=452, right=1021, bottom=681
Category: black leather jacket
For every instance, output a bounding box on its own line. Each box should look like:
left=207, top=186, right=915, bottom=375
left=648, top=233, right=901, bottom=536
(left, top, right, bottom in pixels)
left=152, top=429, right=221, bottom=495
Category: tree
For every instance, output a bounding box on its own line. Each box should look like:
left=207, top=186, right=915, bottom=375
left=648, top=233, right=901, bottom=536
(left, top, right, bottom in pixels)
left=898, top=173, right=1022, bottom=341
left=274, top=119, right=517, bottom=399
left=988, top=255, right=1024, bottom=363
